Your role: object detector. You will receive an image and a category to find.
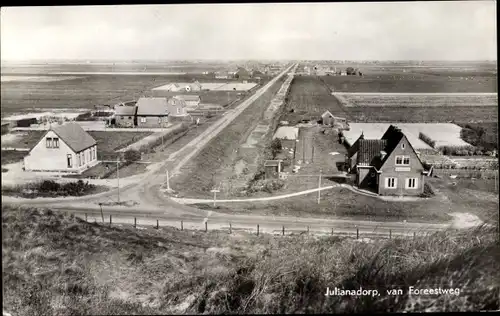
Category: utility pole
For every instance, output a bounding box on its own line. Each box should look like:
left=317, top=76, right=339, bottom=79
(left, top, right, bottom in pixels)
left=166, top=169, right=171, bottom=191
left=116, top=158, right=120, bottom=203
left=211, top=189, right=220, bottom=207
left=317, top=169, right=322, bottom=204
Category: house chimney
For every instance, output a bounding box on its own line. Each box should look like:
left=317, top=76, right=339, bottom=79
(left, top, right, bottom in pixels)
left=359, top=131, right=364, bottom=140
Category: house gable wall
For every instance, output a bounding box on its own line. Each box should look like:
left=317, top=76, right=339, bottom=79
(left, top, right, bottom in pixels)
left=24, top=130, right=98, bottom=173
left=136, top=116, right=169, bottom=128
left=377, top=136, right=425, bottom=196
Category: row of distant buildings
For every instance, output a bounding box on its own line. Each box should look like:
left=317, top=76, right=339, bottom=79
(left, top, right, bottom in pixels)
left=302, top=65, right=363, bottom=76
left=113, top=96, right=197, bottom=128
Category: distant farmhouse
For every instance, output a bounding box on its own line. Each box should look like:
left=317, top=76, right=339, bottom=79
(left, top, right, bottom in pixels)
left=136, top=97, right=170, bottom=128
left=114, top=104, right=137, bottom=127
left=234, top=67, right=251, bottom=80
left=174, top=95, right=201, bottom=108
left=24, top=122, right=98, bottom=174
left=163, top=81, right=202, bottom=92
left=345, top=125, right=427, bottom=196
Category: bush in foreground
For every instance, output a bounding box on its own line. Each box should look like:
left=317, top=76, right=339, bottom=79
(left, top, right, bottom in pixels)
left=2, top=179, right=103, bottom=198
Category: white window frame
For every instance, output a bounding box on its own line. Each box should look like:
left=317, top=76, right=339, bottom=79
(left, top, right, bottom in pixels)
left=385, top=177, right=397, bottom=189
left=53, top=138, right=59, bottom=148
left=140, top=117, right=146, bottom=123
left=177, top=108, right=180, bottom=114
left=406, top=178, right=418, bottom=189
left=46, top=137, right=52, bottom=148
left=401, top=143, right=405, bottom=150
left=395, top=155, right=410, bottom=166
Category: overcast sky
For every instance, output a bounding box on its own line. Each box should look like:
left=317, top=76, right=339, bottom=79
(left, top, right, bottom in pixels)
left=1, top=2, right=496, bottom=61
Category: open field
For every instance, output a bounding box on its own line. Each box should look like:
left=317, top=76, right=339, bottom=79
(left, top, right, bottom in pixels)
left=3, top=205, right=498, bottom=314
left=171, top=75, right=287, bottom=198
left=1, top=71, right=262, bottom=115
left=336, top=93, right=498, bottom=107
left=348, top=106, right=498, bottom=123
left=342, top=123, right=472, bottom=149
left=1, top=150, right=26, bottom=166
left=0, top=75, right=83, bottom=83
left=279, top=76, right=351, bottom=124
left=320, top=67, right=497, bottom=93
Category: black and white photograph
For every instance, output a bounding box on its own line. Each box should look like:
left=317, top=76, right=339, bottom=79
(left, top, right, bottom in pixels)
left=1, top=2, right=499, bottom=314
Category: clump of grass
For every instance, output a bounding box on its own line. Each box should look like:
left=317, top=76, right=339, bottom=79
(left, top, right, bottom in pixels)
left=2, top=205, right=498, bottom=315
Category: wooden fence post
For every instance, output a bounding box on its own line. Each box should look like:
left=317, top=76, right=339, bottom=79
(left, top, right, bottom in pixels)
left=205, top=221, right=208, bottom=232
left=356, top=228, right=359, bottom=239
left=331, top=228, right=334, bottom=236
left=181, top=220, right=183, bottom=231
left=134, top=217, right=137, bottom=229
left=229, top=222, right=232, bottom=234
left=282, top=225, right=285, bottom=236
left=413, top=232, right=416, bottom=240
left=257, top=224, right=259, bottom=236
left=109, top=215, right=112, bottom=226
left=389, top=229, right=392, bottom=239
left=156, top=219, right=159, bottom=229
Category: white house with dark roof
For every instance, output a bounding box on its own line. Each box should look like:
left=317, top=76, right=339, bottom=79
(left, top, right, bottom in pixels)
left=23, top=122, right=98, bottom=173
left=136, top=97, right=170, bottom=128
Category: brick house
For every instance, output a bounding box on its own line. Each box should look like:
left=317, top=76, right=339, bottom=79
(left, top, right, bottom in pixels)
left=136, top=97, right=170, bottom=128
left=345, top=125, right=427, bottom=196
left=114, top=105, right=137, bottom=127
left=23, top=122, right=98, bottom=173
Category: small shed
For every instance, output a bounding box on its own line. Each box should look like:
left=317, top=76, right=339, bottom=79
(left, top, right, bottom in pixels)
left=321, top=110, right=335, bottom=126
left=264, top=160, right=283, bottom=180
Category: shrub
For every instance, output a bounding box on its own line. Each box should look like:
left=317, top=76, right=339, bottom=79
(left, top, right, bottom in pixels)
left=39, top=180, right=61, bottom=192
left=124, top=149, right=141, bottom=162
left=419, top=182, right=435, bottom=198
left=418, top=132, right=436, bottom=148
left=270, top=139, right=282, bottom=159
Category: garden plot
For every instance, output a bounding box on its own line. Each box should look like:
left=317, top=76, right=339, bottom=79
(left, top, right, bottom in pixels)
left=335, top=93, right=498, bottom=107
left=241, top=125, right=269, bottom=148
left=342, top=123, right=472, bottom=149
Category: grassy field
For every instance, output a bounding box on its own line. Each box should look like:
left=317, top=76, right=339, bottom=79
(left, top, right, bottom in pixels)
left=1, top=150, right=27, bottom=166
left=346, top=106, right=498, bottom=123
left=279, top=76, right=352, bottom=125
left=337, top=94, right=498, bottom=107
left=2, top=205, right=498, bottom=314
left=1, top=72, right=261, bottom=115
left=320, top=69, right=497, bottom=93
left=198, top=176, right=498, bottom=224
left=171, top=76, right=287, bottom=198
left=150, top=89, right=245, bottom=107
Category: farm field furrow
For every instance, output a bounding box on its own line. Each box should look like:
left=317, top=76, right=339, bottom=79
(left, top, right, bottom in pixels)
left=336, top=94, right=498, bottom=107
left=347, top=106, right=498, bottom=123
left=280, top=76, right=351, bottom=124
left=320, top=72, right=497, bottom=93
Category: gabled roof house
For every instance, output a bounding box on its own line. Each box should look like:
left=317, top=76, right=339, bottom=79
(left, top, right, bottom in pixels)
left=345, top=125, right=427, bottom=196
left=23, top=122, right=98, bottom=174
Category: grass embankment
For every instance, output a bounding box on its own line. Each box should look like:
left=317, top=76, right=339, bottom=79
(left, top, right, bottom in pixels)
left=171, top=75, right=287, bottom=198
left=2, top=205, right=498, bottom=315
